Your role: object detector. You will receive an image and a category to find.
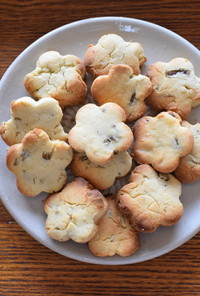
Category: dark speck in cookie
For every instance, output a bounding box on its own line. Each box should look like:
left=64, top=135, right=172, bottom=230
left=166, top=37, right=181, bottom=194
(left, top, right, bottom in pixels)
left=166, top=69, right=190, bottom=77
left=129, top=92, right=136, bottom=105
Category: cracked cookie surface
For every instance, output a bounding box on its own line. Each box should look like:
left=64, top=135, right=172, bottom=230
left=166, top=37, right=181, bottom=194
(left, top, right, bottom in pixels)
left=146, top=58, right=200, bottom=119
left=117, top=164, right=183, bottom=232
left=44, top=177, right=108, bottom=243
left=84, top=34, right=146, bottom=77
left=132, top=111, right=193, bottom=173
left=70, top=151, right=132, bottom=190
left=68, top=102, right=133, bottom=165
left=24, top=51, right=87, bottom=108
left=6, top=128, right=73, bottom=196
left=88, top=195, right=140, bottom=257
left=91, top=64, right=152, bottom=122
left=0, top=96, right=68, bottom=146
left=175, top=121, right=200, bottom=183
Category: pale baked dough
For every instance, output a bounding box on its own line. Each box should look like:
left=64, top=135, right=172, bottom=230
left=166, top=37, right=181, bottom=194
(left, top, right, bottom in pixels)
left=0, top=96, right=68, bottom=146
left=84, top=34, right=146, bottom=77
left=68, top=102, right=133, bottom=165
left=147, top=57, right=200, bottom=119
left=44, top=177, right=108, bottom=243
left=24, top=51, right=87, bottom=108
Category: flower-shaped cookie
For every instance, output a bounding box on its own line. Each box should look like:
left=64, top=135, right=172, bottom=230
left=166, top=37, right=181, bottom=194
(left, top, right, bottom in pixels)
left=117, top=164, right=183, bottom=232
left=88, top=195, right=140, bottom=257
left=84, top=34, right=146, bottom=77
left=24, top=51, right=87, bottom=108
left=6, top=129, right=73, bottom=196
left=70, top=151, right=132, bottom=190
left=132, top=111, right=193, bottom=173
left=147, top=58, right=200, bottom=118
left=68, top=103, right=134, bottom=165
left=44, top=178, right=108, bottom=243
left=91, top=64, right=152, bottom=121
left=0, top=96, right=68, bottom=146
left=175, top=122, right=200, bottom=183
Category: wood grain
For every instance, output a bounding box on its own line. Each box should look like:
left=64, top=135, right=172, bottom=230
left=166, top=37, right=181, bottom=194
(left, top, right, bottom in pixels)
left=0, top=0, right=200, bottom=295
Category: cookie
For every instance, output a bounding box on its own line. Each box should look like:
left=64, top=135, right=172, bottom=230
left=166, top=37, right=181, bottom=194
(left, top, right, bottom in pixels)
left=117, top=164, right=183, bottom=232
left=132, top=111, right=193, bottom=173
left=6, top=128, right=73, bottom=196
left=24, top=51, right=87, bottom=108
left=175, top=121, right=200, bottom=183
left=44, top=177, right=108, bottom=243
left=0, top=96, right=68, bottom=146
left=91, top=64, right=152, bottom=122
left=68, top=102, right=133, bottom=165
left=84, top=34, right=146, bottom=77
left=88, top=195, right=140, bottom=257
left=147, top=58, right=200, bottom=119
left=70, top=151, right=132, bottom=190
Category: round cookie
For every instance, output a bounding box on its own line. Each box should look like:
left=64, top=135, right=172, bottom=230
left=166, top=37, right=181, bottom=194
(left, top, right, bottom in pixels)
left=132, top=111, right=193, bottom=173
left=70, top=151, right=132, bottom=190
left=6, top=128, right=73, bottom=196
left=117, top=164, right=183, bottom=232
left=84, top=34, right=146, bottom=77
left=175, top=121, right=200, bottom=183
left=88, top=195, right=140, bottom=257
left=0, top=96, right=68, bottom=146
left=24, top=51, right=87, bottom=108
left=44, top=177, right=108, bottom=243
left=91, top=64, right=152, bottom=122
left=68, top=102, right=133, bottom=165
left=146, top=57, right=200, bottom=119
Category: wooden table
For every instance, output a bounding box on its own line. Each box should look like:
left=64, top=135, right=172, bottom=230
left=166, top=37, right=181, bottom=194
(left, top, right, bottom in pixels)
left=1, top=1, right=200, bottom=295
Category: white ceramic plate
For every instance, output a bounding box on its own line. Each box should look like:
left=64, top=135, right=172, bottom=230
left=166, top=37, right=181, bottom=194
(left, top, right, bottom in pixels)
left=0, top=17, right=200, bottom=265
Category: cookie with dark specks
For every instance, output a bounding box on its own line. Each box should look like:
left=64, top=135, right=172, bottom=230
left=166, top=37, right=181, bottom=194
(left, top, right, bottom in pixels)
left=68, top=102, right=133, bottom=165
left=132, top=111, right=193, bottom=173
left=6, top=128, right=73, bottom=196
left=0, top=96, right=68, bottom=146
left=91, top=64, right=152, bottom=122
left=147, top=58, right=200, bottom=119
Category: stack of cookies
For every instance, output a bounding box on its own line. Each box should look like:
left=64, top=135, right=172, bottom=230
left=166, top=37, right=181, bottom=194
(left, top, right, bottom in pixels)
left=1, top=33, right=200, bottom=258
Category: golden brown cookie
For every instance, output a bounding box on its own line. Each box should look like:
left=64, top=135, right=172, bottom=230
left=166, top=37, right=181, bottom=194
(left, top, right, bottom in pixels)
left=132, top=111, right=193, bottom=173
left=175, top=121, right=200, bottom=183
left=88, top=195, right=140, bottom=257
left=91, top=64, right=152, bottom=122
left=70, top=151, right=132, bottom=190
left=117, top=164, right=183, bottom=232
